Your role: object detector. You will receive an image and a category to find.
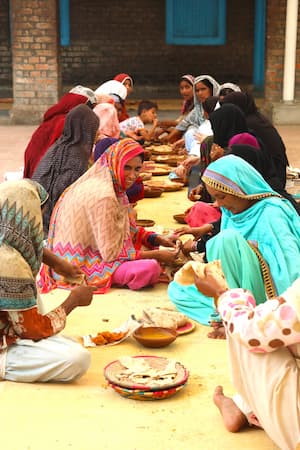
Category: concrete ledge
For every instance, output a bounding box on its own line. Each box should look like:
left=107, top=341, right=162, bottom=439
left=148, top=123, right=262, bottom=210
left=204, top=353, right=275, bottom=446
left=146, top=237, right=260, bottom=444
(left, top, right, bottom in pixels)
left=272, top=101, right=300, bottom=125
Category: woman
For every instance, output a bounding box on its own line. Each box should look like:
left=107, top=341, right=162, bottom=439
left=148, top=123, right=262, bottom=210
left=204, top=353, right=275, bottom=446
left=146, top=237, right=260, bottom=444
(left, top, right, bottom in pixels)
left=157, top=74, right=195, bottom=138
left=95, top=80, right=128, bottom=121
left=216, top=82, right=241, bottom=101
left=23, top=90, right=93, bottom=178
left=0, top=179, right=96, bottom=383
left=164, top=75, right=220, bottom=144
left=194, top=267, right=300, bottom=450
left=221, top=91, right=289, bottom=186
left=228, top=144, right=300, bottom=213
left=93, top=137, right=145, bottom=204
left=40, top=138, right=180, bottom=294
left=93, top=102, right=120, bottom=140
left=32, top=104, right=99, bottom=234
left=113, top=73, right=134, bottom=121
left=168, top=155, right=300, bottom=330
left=179, top=103, right=255, bottom=226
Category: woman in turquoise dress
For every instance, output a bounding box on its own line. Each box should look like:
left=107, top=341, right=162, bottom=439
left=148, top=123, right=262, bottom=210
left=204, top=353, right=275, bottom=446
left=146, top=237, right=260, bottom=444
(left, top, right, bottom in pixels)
left=168, top=155, right=300, bottom=332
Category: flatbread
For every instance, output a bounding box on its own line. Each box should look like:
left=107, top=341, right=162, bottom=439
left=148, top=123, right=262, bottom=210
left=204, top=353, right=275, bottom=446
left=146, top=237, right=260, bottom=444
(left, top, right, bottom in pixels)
left=141, top=307, right=188, bottom=329
left=174, top=260, right=228, bottom=289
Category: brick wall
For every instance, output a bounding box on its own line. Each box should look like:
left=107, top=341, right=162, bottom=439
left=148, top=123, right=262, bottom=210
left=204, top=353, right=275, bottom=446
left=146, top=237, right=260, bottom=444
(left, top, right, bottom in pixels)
left=10, top=0, right=60, bottom=123
left=0, top=0, right=12, bottom=92
left=61, top=0, right=254, bottom=96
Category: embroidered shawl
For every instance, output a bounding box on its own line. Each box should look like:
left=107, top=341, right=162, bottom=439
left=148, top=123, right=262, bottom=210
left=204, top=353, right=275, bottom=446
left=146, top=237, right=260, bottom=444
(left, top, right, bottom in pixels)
left=0, top=180, right=47, bottom=310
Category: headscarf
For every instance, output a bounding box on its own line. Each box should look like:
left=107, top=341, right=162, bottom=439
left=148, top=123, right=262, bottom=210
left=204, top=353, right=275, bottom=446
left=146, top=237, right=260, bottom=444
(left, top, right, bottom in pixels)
left=176, top=75, right=220, bottom=131
left=93, top=138, right=145, bottom=203
left=23, top=92, right=88, bottom=178
left=193, top=75, right=220, bottom=118
left=217, top=82, right=241, bottom=97
left=94, top=137, right=119, bottom=162
left=209, top=103, right=248, bottom=147
left=180, top=74, right=195, bottom=115
left=202, top=154, right=280, bottom=200
left=69, top=85, right=98, bottom=105
left=114, top=73, right=134, bottom=88
left=95, top=80, right=127, bottom=101
left=41, top=139, right=145, bottom=292
left=221, top=91, right=257, bottom=114
left=228, top=145, right=300, bottom=214
left=32, top=104, right=99, bottom=233
left=203, top=155, right=300, bottom=295
left=93, top=102, right=120, bottom=139
left=221, top=91, right=289, bottom=172
left=103, top=138, right=144, bottom=192
left=0, top=179, right=47, bottom=310
left=228, top=132, right=260, bottom=149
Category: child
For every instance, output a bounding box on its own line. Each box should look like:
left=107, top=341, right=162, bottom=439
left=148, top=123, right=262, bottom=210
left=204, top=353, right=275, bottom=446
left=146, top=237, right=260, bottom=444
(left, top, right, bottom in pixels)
left=119, top=100, right=158, bottom=142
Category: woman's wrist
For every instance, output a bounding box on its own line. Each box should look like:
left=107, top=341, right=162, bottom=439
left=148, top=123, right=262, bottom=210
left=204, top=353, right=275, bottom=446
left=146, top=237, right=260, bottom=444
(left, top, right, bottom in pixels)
left=214, top=288, right=229, bottom=308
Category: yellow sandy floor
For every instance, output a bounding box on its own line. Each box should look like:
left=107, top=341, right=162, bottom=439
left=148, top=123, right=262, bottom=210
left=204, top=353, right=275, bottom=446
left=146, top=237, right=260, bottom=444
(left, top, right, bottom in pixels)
left=0, top=186, right=278, bottom=450
left=2, top=124, right=299, bottom=450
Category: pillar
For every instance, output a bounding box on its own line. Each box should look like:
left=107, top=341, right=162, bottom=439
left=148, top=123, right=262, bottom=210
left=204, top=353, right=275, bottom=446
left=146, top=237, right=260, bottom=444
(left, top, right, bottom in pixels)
left=10, top=0, right=61, bottom=124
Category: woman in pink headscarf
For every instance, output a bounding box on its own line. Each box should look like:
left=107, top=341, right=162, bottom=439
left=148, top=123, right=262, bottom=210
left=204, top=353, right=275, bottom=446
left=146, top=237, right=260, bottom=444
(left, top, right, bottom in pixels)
left=93, top=102, right=120, bottom=140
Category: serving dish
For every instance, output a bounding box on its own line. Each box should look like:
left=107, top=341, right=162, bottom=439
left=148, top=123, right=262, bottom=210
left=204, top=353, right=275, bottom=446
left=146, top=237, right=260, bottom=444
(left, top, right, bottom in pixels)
left=133, top=326, right=177, bottom=348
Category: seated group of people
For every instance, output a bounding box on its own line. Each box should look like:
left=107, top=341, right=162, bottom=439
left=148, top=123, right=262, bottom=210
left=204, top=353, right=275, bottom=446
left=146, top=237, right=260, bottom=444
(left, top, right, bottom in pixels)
left=1, top=72, right=300, bottom=450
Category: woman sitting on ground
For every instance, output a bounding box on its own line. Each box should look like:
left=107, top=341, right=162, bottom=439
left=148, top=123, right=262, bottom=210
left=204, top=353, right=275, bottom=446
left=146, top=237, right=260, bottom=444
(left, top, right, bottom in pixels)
left=194, top=266, right=300, bottom=450
left=0, top=179, right=96, bottom=383
left=40, top=138, right=180, bottom=294
left=23, top=86, right=97, bottom=178
left=221, top=91, right=289, bottom=187
left=162, top=75, right=220, bottom=144
left=155, top=74, right=195, bottom=139
left=32, top=104, right=99, bottom=235
left=168, top=155, right=300, bottom=334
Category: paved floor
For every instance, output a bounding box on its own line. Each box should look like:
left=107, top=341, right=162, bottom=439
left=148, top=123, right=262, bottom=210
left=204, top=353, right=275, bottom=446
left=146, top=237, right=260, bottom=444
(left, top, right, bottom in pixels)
left=1, top=122, right=299, bottom=184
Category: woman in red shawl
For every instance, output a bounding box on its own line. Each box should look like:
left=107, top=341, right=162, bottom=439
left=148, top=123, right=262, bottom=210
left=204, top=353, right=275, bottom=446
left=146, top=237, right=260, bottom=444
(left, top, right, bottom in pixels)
left=113, top=73, right=134, bottom=121
left=23, top=92, right=90, bottom=178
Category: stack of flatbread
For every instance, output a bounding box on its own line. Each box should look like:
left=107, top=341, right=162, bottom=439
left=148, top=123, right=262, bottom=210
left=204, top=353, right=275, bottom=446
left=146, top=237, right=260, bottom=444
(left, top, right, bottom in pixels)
left=116, top=356, right=178, bottom=387
left=139, top=306, right=188, bottom=330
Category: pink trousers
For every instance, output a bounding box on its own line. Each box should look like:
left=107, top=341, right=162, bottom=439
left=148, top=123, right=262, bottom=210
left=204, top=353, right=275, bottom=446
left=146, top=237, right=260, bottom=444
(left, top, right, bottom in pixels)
left=111, top=259, right=161, bottom=290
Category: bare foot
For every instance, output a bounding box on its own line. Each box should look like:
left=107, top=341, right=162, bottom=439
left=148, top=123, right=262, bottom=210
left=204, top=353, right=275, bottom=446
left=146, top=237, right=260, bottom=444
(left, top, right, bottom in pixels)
left=207, top=325, right=226, bottom=339
left=213, top=386, right=248, bottom=432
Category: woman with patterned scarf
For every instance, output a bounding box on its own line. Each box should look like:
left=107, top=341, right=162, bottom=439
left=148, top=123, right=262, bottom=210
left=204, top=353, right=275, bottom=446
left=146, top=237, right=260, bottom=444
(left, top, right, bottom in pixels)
left=0, top=179, right=96, bottom=382
left=32, top=104, right=100, bottom=234
left=40, top=138, right=180, bottom=293
left=168, top=155, right=300, bottom=334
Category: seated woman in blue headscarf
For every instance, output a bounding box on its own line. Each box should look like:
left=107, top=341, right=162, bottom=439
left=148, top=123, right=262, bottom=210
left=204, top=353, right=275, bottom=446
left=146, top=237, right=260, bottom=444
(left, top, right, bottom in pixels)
left=168, top=155, right=300, bottom=337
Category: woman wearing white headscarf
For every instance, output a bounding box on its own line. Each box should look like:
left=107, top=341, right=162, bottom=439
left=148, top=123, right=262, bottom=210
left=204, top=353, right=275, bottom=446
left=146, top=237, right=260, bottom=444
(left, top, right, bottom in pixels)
left=164, top=75, right=220, bottom=144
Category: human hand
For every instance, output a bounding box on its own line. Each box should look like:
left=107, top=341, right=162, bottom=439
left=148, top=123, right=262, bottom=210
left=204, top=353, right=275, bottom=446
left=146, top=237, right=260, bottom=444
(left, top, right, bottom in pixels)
left=174, top=164, right=187, bottom=178
left=194, top=265, right=228, bottom=304
left=156, top=247, right=181, bottom=264
left=155, top=234, right=180, bottom=248
left=188, top=184, right=203, bottom=202
left=182, top=156, right=200, bottom=170
left=54, top=258, right=84, bottom=280
left=210, top=143, right=224, bottom=161
left=69, top=285, right=97, bottom=307
left=182, top=239, right=196, bottom=256
left=171, top=139, right=184, bottom=152
left=174, top=226, right=193, bottom=237
left=194, top=132, right=206, bottom=144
